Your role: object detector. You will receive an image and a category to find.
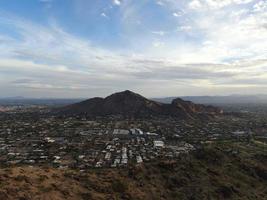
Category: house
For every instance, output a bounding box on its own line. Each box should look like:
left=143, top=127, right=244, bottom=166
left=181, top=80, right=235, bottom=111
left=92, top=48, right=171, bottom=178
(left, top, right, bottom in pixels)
left=153, top=140, right=165, bottom=148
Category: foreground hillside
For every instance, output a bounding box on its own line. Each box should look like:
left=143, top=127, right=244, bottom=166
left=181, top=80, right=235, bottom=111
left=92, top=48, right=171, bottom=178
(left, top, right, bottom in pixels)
left=0, top=141, right=266, bottom=200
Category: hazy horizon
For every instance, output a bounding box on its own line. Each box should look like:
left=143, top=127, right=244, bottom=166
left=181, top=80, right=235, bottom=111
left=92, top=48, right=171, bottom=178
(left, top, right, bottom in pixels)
left=0, top=0, right=267, bottom=98
left=2, top=91, right=267, bottom=100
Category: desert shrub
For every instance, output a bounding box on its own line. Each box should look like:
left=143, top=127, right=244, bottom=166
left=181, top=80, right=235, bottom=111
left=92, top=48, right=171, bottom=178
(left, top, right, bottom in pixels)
left=18, top=197, right=28, bottom=200
left=39, top=185, right=53, bottom=193
left=14, top=175, right=30, bottom=183
left=80, top=192, right=93, bottom=200
left=167, top=176, right=188, bottom=189
left=111, top=179, right=128, bottom=193
left=216, top=185, right=236, bottom=198
left=37, top=175, right=48, bottom=182
left=0, top=191, right=8, bottom=199
left=194, top=147, right=225, bottom=165
left=157, top=161, right=177, bottom=171
left=254, top=166, right=267, bottom=180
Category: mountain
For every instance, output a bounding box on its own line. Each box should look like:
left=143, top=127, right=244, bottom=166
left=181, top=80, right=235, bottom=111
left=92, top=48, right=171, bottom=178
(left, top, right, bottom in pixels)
left=0, top=96, right=25, bottom=100
left=58, top=90, right=222, bottom=119
left=0, top=98, right=84, bottom=106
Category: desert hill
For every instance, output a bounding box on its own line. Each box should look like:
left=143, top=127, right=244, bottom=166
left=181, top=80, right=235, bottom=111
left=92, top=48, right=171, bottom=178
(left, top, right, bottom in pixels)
left=58, top=90, right=222, bottom=119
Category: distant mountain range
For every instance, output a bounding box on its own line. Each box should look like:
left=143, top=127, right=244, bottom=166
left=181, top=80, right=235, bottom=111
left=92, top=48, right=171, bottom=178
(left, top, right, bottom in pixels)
left=0, top=98, right=83, bottom=106
left=58, top=90, right=222, bottom=119
left=2, top=94, right=267, bottom=105
left=0, top=96, right=25, bottom=100
left=153, top=95, right=267, bottom=105
left=1, top=94, right=267, bottom=107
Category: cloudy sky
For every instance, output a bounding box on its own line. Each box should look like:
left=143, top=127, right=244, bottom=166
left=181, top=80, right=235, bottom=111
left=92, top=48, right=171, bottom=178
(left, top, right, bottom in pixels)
left=0, top=0, right=266, bottom=98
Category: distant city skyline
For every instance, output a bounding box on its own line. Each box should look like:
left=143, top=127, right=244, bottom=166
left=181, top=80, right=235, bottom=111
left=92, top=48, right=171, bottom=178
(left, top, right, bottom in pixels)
left=0, top=0, right=266, bottom=98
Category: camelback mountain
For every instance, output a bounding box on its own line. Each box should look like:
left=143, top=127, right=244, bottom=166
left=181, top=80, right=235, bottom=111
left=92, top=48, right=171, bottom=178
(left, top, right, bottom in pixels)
left=58, top=90, right=223, bottom=119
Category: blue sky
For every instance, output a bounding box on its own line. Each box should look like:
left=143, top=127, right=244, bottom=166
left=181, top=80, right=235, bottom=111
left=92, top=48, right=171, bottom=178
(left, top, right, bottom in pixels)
left=0, top=0, right=266, bottom=98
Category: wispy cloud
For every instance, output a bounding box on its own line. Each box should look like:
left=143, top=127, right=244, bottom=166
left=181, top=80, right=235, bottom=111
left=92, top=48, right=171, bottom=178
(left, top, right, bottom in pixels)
left=188, top=0, right=255, bottom=10
left=0, top=1, right=266, bottom=97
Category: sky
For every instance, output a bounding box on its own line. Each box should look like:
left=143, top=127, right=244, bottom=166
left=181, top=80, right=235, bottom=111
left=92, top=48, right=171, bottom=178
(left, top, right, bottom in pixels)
left=0, top=0, right=266, bottom=98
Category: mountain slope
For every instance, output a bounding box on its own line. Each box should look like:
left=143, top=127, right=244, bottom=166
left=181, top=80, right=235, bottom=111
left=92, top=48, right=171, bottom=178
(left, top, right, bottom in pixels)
left=0, top=142, right=266, bottom=200
left=58, top=90, right=222, bottom=118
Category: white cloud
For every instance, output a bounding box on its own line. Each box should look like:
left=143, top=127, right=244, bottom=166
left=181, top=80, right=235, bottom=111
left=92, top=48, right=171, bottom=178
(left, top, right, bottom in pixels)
left=188, top=0, right=255, bottom=10
left=113, top=0, right=121, bottom=6
left=253, top=0, right=267, bottom=12
left=179, top=25, right=192, bottom=31
left=151, top=31, right=166, bottom=36
left=156, top=1, right=165, bottom=6
left=101, top=12, right=108, bottom=18
left=188, top=0, right=202, bottom=9
left=152, top=41, right=165, bottom=47
left=173, top=12, right=179, bottom=17
left=173, top=11, right=184, bottom=17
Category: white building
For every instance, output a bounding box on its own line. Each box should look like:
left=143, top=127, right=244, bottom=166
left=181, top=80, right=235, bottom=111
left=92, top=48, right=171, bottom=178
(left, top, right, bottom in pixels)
left=153, top=140, right=165, bottom=148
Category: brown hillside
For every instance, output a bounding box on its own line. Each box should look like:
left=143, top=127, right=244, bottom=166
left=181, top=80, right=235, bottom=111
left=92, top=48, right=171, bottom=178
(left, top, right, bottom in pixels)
left=0, top=142, right=266, bottom=200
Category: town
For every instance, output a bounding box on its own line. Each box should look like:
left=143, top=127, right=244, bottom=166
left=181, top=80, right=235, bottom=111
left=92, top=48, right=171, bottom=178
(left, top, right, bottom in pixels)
left=0, top=103, right=266, bottom=170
